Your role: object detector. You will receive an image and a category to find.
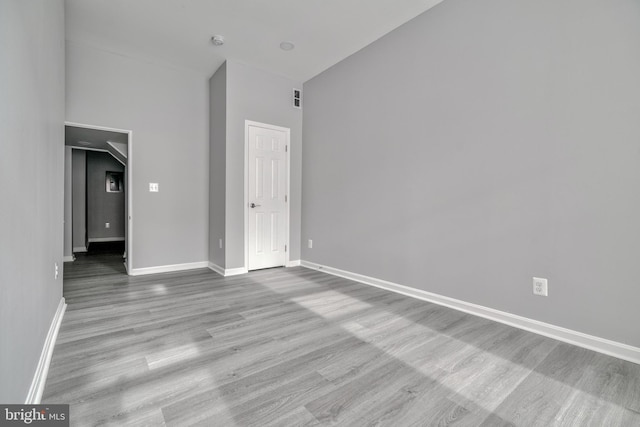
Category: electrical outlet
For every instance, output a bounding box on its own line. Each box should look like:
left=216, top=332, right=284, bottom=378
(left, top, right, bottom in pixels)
left=308, top=239, right=313, bottom=249
left=149, top=183, right=159, bottom=192
left=533, top=277, right=548, bottom=296
left=54, top=263, right=59, bottom=280
left=105, top=222, right=110, bottom=229
left=219, top=238, right=223, bottom=249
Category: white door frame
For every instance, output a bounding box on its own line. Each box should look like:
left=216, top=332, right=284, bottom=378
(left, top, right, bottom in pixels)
left=65, top=121, right=134, bottom=274
left=244, top=120, right=291, bottom=271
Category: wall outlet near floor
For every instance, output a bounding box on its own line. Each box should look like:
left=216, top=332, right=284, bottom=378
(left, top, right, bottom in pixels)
left=308, top=239, right=313, bottom=249
left=105, top=222, right=110, bottom=229
left=149, top=183, right=159, bottom=192
left=533, top=277, right=548, bottom=296
left=54, top=262, right=59, bottom=280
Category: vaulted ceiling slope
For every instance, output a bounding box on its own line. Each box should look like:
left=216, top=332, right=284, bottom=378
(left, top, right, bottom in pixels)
left=65, top=0, right=444, bottom=81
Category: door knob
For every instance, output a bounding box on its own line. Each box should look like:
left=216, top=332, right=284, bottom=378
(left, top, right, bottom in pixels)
left=250, top=202, right=261, bottom=208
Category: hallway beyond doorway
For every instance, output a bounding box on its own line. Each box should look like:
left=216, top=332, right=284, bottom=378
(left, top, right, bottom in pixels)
left=65, top=241, right=126, bottom=281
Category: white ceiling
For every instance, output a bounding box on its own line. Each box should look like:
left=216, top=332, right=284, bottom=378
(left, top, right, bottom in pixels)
left=65, top=0, right=444, bottom=82
left=65, top=125, right=127, bottom=149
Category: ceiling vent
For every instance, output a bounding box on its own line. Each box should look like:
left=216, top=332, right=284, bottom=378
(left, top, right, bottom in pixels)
left=293, top=88, right=302, bottom=109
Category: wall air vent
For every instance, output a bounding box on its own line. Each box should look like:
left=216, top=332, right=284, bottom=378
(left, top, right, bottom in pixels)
left=293, top=88, right=302, bottom=109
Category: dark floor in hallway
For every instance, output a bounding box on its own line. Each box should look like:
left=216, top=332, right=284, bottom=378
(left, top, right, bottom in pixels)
left=64, top=242, right=126, bottom=280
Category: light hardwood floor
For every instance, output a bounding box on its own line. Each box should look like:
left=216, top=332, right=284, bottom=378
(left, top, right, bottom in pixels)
left=44, top=249, right=640, bottom=426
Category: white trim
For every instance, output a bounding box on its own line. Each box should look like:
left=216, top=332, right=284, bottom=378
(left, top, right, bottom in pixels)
left=25, top=298, right=66, bottom=404
left=126, top=130, right=133, bottom=275
left=286, top=260, right=301, bottom=267
left=73, top=246, right=87, bottom=253
left=88, top=237, right=125, bottom=243
left=70, top=146, right=108, bottom=154
left=207, top=263, right=249, bottom=277
left=65, top=121, right=131, bottom=135
left=64, top=147, right=73, bottom=270
left=244, top=120, right=291, bottom=272
left=129, top=261, right=209, bottom=276
left=224, top=267, right=249, bottom=277
left=208, top=262, right=225, bottom=276
left=65, top=121, right=133, bottom=275
left=106, top=140, right=127, bottom=158
left=300, top=261, right=640, bottom=365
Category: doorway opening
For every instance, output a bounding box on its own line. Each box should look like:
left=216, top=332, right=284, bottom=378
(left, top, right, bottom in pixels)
left=64, top=122, right=133, bottom=274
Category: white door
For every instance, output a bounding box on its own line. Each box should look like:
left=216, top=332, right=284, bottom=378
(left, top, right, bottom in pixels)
left=247, top=123, right=288, bottom=270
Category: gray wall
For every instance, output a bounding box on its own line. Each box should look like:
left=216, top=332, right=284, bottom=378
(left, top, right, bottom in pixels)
left=209, top=63, right=227, bottom=268
left=72, top=149, right=87, bottom=251
left=66, top=40, right=209, bottom=268
left=0, top=0, right=65, bottom=402
left=64, top=147, right=73, bottom=259
left=225, top=61, right=303, bottom=268
left=108, top=141, right=127, bottom=158
left=86, top=151, right=125, bottom=241
left=302, top=0, right=640, bottom=347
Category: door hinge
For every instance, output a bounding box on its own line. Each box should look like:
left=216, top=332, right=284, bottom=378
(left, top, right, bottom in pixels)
left=285, top=145, right=288, bottom=152
left=285, top=195, right=287, bottom=202
left=285, top=245, right=287, bottom=252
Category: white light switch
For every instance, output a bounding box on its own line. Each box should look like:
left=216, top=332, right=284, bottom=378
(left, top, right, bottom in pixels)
left=149, top=183, right=159, bottom=192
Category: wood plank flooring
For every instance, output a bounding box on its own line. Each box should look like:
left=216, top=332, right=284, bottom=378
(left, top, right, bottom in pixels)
left=44, top=251, right=640, bottom=426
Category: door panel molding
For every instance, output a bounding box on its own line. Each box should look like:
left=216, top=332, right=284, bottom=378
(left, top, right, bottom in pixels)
left=244, top=120, right=290, bottom=271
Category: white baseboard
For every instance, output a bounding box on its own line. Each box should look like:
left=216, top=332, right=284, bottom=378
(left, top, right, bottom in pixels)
left=208, top=260, right=300, bottom=277
left=73, top=246, right=87, bottom=253
left=88, top=237, right=125, bottom=243
left=207, top=263, right=248, bottom=277
left=63, top=255, right=75, bottom=262
left=129, top=261, right=209, bottom=276
left=207, top=262, right=300, bottom=276
left=25, top=297, right=66, bottom=404
left=225, top=267, right=248, bottom=276
left=300, top=261, right=640, bottom=365
left=208, top=262, right=225, bottom=276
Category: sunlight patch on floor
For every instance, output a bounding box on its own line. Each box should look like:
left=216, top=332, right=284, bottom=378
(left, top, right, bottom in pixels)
left=146, top=341, right=204, bottom=370
left=290, top=289, right=373, bottom=319
left=150, top=283, right=168, bottom=295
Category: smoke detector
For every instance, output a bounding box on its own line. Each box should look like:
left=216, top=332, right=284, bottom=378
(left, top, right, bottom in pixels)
left=211, top=35, right=225, bottom=46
